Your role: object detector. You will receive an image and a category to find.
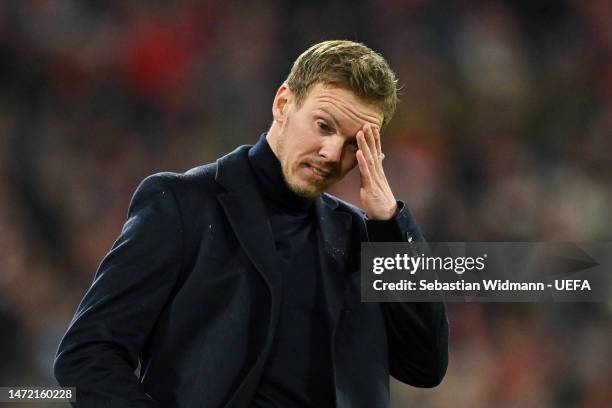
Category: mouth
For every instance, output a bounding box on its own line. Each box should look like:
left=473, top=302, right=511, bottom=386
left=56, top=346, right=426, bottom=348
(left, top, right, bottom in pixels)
left=307, top=164, right=333, bottom=180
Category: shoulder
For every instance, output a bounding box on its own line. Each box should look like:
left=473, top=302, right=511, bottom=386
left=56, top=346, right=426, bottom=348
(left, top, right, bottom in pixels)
left=137, top=162, right=221, bottom=199
left=131, top=144, right=255, bottom=210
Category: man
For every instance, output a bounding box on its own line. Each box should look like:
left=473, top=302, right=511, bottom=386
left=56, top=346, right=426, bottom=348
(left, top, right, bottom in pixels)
left=55, top=40, right=448, bottom=408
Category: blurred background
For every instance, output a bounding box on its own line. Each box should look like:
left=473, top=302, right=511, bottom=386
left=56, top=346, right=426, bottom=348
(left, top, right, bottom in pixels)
left=1, top=0, right=611, bottom=407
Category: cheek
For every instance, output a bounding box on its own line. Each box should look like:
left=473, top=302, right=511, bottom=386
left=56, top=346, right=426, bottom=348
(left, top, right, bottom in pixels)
left=287, top=119, right=317, bottom=158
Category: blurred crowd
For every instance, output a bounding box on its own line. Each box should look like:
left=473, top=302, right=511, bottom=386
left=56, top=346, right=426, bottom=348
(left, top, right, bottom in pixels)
left=0, top=0, right=611, bottom=407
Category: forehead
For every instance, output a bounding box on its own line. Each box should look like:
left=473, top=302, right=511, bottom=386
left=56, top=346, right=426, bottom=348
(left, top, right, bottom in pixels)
left=301, top=83, right=383, bottom=130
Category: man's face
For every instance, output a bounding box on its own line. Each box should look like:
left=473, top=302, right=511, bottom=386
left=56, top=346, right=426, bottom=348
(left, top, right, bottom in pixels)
left=273, top=83, right=383, bottom=198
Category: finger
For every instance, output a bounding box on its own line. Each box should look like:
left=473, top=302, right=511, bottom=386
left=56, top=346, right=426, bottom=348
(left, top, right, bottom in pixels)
left=374, top=126, right=382, bottom=157
left=369, top=125, right=385, bottom=171
left=364, top=124, right=378, bottom=159
left=356, top=149, right=371, bottom=188
left=365, top=125, right=385, bottom=173
left=357, top=129, right=375, bottom=167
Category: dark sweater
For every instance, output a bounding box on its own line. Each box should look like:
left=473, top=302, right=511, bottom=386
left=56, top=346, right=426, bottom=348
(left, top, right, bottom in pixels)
left=248, top=135, right=334, bottom=407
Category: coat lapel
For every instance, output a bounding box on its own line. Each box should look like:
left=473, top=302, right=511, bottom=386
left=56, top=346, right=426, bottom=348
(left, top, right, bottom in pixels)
left=315, top=195, right=353, bottom=329
left=214, top=146, right=282, bottom=306
left=217, top=188, right=281, bottom=297
left=215, top=146, right=284, bottom=408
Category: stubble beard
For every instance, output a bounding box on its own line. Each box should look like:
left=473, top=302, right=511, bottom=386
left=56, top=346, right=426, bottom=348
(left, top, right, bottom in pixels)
left=276, top=118, right=322, bottom=199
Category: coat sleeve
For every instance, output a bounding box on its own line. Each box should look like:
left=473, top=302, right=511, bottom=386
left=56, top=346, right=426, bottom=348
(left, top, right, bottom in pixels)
left=54, top=174, right=185, bottom=407
left=366, top=201, right=449, bottom=387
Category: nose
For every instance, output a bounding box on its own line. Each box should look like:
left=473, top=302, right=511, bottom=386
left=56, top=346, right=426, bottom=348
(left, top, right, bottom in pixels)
left=318, top=136, right=344, bottom=163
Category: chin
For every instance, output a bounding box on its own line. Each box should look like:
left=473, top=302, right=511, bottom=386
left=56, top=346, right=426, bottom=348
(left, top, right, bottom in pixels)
left=289, top=185, right=322, bottom=199
left=286, top=179, right=324, bottom=199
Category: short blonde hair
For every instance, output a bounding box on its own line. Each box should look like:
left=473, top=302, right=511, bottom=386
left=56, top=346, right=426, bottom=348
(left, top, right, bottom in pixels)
left=286, top=40, right=399, bottom=128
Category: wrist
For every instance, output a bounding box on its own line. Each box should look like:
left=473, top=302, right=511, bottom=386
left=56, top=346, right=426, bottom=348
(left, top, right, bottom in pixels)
left=369, top=200, right=398, bottom=221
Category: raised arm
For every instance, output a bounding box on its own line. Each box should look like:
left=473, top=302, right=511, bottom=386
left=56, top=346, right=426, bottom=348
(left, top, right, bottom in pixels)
left=357, top=123, right=449, bottom=387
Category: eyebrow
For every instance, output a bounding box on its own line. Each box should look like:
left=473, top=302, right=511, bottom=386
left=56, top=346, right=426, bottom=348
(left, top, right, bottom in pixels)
left=317, top=108, right=340, bottom=128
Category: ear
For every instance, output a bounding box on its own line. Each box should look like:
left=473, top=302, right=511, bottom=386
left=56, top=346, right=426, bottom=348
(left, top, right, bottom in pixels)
left=272, top=83, right=292, bottom=123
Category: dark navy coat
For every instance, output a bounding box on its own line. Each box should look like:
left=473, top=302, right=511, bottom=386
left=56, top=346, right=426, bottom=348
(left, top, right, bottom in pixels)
left=54, top=145, right=448, bottom=407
